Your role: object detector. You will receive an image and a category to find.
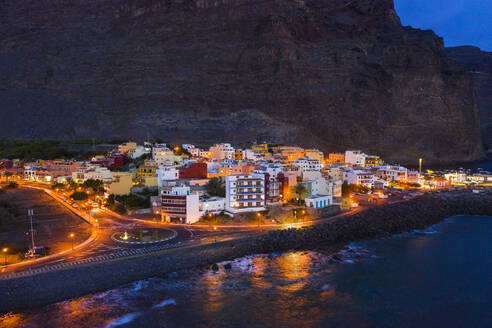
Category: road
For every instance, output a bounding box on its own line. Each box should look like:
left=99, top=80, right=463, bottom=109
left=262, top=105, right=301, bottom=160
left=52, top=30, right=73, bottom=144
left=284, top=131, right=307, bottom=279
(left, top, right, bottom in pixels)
left=0, top=185, right=264, bottom=278
left=1, top=183, right=386, bottom=279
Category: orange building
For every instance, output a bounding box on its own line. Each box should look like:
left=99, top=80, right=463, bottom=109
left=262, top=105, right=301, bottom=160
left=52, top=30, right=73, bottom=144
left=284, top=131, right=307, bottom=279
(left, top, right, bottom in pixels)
left=327, top=153, right=345, bottom=163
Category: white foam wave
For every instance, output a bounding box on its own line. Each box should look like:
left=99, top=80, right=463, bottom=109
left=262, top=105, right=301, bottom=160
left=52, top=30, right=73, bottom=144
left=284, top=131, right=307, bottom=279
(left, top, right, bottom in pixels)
left=106, top=312, right=141, bottom=327
left=153, top=298, right=177, bottom=308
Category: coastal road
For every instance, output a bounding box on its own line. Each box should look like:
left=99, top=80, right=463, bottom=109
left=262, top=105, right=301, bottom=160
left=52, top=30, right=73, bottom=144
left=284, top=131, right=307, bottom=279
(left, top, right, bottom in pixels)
left=0, top=185, right=263, bottom=278
left=1, top=183, right=389, bottom=279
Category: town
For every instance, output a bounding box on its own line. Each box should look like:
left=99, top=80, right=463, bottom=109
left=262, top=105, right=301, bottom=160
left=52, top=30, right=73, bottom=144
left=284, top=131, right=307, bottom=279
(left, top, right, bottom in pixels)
left=1, top=141, right=490, bottom=228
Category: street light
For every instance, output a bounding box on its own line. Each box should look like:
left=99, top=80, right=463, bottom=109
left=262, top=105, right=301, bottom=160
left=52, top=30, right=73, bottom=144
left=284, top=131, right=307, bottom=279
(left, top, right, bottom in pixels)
left=419, top=158, right=423, bottom=174
left=2, top=248, right=8, bottom=266
left=257, top=212, right=261, bottom=227
left=69, top=233, right=75, bottom=250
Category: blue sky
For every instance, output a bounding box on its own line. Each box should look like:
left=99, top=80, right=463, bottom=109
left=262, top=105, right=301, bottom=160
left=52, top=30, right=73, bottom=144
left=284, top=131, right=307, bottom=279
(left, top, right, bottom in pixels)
left=395, top=0, right=492, bottom=51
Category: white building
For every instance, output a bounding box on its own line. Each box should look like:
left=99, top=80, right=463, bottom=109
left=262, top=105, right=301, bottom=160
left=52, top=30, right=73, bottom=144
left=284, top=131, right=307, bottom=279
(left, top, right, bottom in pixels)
left=72, top=165, right=112, bottom=183
left=345, top=170, right=375, bottom=188
left=156, top=166, right=179, bottom=187
left=377, top=166, right=408, bottom=182
left=293, top=157, right=322, bottom=172
left=305, top=195, right=333, bottom=209
left=326, top=179, right=343, bottom=198
left=199, top=197, right=226, bottom=215
left=345, top=150, right=366, bottom=166
left=243, top=149, right=261, bottom=161
left=225, top=174, right=266, bottom=214
left=153, top=145, right=175, bottom=167
left=209, top=143, right=235, bottom=161
left=161, top=185, right=201, bottom=224
left=130, top=145, right=150, bottom=159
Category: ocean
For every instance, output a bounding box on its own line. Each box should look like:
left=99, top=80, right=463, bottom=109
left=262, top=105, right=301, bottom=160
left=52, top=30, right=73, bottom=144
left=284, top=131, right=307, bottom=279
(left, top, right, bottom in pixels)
left=2, top=215, right=491, bottom=328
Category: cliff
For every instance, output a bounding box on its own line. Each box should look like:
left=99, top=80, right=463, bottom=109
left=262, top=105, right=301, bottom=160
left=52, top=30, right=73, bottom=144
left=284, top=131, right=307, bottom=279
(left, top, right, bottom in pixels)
left=446, top=46, right=492, bottom=147
left=0, top=0, right=484, bottom=164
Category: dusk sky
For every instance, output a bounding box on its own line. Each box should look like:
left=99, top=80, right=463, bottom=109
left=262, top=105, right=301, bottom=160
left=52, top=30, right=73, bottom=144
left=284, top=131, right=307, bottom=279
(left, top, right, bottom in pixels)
left=395, top=0, right=492, bottom=51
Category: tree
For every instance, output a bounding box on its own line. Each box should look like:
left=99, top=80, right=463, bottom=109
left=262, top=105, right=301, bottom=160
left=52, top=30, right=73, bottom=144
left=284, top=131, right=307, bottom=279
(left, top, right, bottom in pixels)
left=342, top=181, right=350, bottom=197
left=70, top=191, right=88, bottom=200
left=205, top=178, right=225, bottom=197
left=294, top=184, right=306, bottom=199
left=114, top=203, right=127, bottom=214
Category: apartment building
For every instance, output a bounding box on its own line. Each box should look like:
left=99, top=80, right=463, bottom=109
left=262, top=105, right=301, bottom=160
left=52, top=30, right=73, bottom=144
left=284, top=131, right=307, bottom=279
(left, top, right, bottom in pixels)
left=161, top=185, right=200, bottom=224
left=225, top=174, right=266, bottom=214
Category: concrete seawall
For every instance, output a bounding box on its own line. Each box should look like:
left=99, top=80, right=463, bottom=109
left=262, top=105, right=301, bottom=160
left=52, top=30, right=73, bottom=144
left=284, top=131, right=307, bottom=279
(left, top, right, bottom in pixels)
left=1, top=193, right=491, bottom=313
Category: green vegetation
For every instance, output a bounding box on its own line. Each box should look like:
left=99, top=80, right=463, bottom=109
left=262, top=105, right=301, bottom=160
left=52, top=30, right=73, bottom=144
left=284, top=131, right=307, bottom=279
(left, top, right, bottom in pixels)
left=70, top=192, right=89, bottom=200
left=0, top=140, right=75, bottom=160
left=114, top=194, right=150, bottom=210
left=205, top=178, right=225, bottom=197
left=81, top=179, right=105, bottom=195
left=199, top=212, right=232, bottom=225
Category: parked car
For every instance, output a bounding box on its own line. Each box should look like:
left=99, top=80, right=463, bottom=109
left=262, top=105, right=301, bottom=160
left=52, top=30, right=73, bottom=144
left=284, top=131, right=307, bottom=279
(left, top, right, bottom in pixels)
left=25, top=246, right=47, bottom=258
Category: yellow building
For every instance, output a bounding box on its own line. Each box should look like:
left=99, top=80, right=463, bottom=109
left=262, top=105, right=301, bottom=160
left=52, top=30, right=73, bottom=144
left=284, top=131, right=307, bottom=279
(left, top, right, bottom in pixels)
left=137, top=160, right=157, bottom=177
left=140, top=176, right=158, bottom=187
left=251, top=143, right=269, bottom=155
left=364, top=155, right=382, bottom=167
left=109, top=172, right=135, bottom=196
left=304, top=149, right=324, bottom=162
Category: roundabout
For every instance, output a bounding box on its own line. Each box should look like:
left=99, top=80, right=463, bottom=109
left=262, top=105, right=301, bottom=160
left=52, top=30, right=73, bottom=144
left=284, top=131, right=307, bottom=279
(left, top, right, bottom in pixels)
left=111, top=227, right=177, bottom=244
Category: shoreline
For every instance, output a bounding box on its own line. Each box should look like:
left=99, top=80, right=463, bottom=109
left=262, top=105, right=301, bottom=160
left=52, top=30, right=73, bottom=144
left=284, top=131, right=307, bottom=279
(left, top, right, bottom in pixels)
left=1, top=193, right=491, bottom=314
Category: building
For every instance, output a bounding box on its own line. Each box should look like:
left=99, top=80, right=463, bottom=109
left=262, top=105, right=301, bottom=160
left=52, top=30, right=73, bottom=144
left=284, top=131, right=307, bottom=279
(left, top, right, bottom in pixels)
left=292, top=157, right=322, bottom=173
left=209, top=143, right=235, bottom=161
left=225, top=174, right=266, bottom=214
left=153, top=145, right=175, bottom=167
left=137, top=160, right=157, bottom=178
left=327, top=153, right=345, bottom=163
left=42, top=160, right=81, bottom=178
left=109, top=172, right=134, bottom=195
left=305, top=195, right=333, bottom=209
left=304, top=149, right=324, bottom=162
left=326, top=179, right=343, bottom=198
left=179, top=162, right=208, bottom=179
left=345, top=150, right=366, bottom=166
left=251, top=143, right=269, bottom=155
left=345, top=170, right=375, bottom=188
left=24, top=166, right=52, bottom=183
left=364, top=155, right=382, bottom=167
left=72, top=165, right=112, bottom=183
left=377, top=166, right=408, bottom=182
left=279, top=146, right=305, bottom=163
left=161, top=185, right=200, bottom=224
left=118, top=142, right=137, bottom=154
left=199, top=197, right=226, bottom=215
left=90, top=152, right=126, bottom=169
left=156, top=166, right=179, bottom=187
left=129, top=146, right=149, bottom=159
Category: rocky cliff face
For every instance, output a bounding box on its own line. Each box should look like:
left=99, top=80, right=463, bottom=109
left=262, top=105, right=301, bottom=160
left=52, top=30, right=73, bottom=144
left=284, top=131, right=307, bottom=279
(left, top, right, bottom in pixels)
left=0, top=0, right=484, bottom=165
left=446, top=46, right=492, bottom=147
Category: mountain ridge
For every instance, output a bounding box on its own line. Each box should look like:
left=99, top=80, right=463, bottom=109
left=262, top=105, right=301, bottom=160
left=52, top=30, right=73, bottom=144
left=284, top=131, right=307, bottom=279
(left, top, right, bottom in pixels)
left=0, top=0, right=484, bottom=165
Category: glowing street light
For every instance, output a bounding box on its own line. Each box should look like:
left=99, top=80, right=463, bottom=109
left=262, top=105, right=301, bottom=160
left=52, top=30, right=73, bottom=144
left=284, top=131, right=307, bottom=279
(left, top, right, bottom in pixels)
left=69, top=233, right=75, bottom=250
left=257, top=212, right=261, bottom=227
left=2, top=248, right=8, bottom=266
left=419, top=158, right=423, bottom=174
